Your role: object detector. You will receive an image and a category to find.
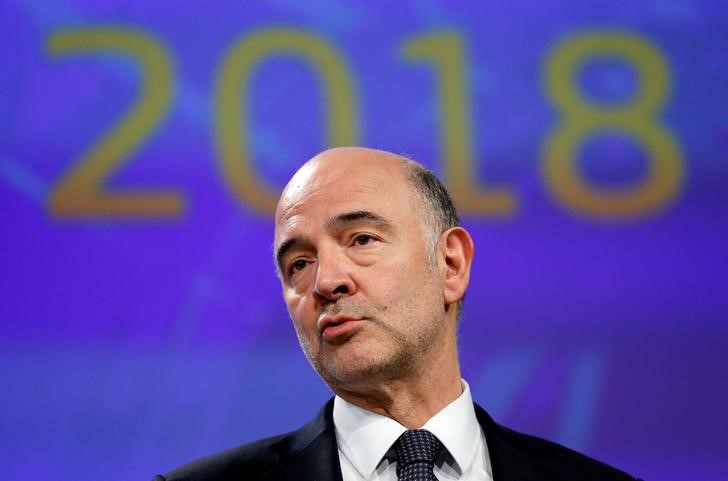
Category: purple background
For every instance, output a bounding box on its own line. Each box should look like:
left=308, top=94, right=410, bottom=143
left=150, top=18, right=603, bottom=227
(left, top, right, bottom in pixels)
left=2, top=1, right=727, bottom=480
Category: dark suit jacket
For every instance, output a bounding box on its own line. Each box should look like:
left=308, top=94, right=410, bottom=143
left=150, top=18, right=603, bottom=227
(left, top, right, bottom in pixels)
left=155, top=398, right=639, bottom=481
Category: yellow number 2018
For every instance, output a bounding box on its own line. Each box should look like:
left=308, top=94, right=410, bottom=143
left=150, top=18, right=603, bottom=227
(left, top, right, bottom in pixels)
left=543, top=31, right=684, bottom=219
left=46, top=28, right=184, bottom=217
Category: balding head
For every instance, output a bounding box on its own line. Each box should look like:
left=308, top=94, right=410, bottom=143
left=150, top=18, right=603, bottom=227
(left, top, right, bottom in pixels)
left=276, top=147, right=459, bottom=264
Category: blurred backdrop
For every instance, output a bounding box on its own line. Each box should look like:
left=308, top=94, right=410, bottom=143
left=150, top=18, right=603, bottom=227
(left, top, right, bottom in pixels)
left=2, top=1, right=727, bottom=480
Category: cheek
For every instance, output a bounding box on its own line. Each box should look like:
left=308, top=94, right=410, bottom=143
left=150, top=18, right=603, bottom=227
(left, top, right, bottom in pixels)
left=388, top=255, right=431, bottom=287
left=363, top=270, right=414, bottom=312
left=391, top=260, right=443, bottom=304
left=285, top=293, right=317, bottom=333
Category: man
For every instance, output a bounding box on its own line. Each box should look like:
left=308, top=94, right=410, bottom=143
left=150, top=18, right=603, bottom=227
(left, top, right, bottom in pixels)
left=155, top=147, right=639, bottom=481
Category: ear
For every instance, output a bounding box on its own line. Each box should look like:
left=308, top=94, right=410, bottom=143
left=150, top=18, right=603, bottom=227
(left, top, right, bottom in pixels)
left=439, top=226, right=474, bottom=307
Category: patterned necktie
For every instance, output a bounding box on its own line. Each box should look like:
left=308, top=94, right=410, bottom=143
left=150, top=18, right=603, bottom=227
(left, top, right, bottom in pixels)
left=394, top=429, right=443, bottom=481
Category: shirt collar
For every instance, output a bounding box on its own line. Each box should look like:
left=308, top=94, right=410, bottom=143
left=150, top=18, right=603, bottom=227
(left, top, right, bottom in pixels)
left=333, top=380, right=481, bottom=479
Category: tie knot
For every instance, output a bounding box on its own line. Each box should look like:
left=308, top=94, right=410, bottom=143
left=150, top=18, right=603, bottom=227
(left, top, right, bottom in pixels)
left=394, top=429, right=443, bottom=472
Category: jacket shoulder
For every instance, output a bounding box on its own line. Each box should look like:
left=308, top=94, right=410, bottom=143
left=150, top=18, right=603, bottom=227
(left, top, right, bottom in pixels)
left=157, top=433, right=291, bottom=481
left=502, top=425, right=637, bottom=480
left=474, top=403, right=639, bottom=481
left=155, top=399, right=338, bottom=481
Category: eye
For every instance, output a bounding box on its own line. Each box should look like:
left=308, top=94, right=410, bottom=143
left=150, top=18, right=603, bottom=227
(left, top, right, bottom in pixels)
left=287, top=258, right=310, bottom=277
left=352, top=234, right=377, bottom=246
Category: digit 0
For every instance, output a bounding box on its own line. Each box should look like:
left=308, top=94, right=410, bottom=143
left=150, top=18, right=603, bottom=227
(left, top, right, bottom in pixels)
left=46, top=28, right=183, bottom=218
left=543, top=31, right=684, bottom=218
left=215, top=28, right=359, bottom=214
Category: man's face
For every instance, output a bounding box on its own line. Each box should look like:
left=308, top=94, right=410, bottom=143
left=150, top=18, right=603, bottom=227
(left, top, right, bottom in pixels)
left=274, top=149, right=452, bottom=391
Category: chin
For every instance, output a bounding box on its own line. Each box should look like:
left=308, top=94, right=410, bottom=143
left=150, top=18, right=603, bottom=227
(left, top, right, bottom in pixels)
left=318, top=348, right=409, bottom=389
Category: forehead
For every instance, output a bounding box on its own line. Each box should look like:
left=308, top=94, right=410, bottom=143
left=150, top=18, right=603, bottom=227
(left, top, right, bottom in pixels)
left=274, top=152, right=419, bottom=240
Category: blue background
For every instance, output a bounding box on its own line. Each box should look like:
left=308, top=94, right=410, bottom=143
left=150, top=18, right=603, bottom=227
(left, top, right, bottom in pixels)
left=1, top=1, right=727, bottom=480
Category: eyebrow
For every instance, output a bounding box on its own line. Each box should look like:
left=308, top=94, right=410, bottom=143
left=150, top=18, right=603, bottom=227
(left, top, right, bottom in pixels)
left=326, top=210, right=393, bottom=231
left=275, top=210, right=393, bottom=273
left=275, top=236, right=303, bottom=274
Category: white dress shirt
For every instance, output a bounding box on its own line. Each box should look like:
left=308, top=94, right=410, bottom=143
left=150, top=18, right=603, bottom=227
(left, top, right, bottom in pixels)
left=333, top=380, right=493, bottom=481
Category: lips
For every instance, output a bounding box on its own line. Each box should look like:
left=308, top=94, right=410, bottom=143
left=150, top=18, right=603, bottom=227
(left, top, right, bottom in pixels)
left=318, top=314, right=362, bottom=341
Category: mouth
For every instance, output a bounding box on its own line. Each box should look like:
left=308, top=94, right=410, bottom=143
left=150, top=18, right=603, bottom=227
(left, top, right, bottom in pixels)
left=318, top=314, right=363, bottom=342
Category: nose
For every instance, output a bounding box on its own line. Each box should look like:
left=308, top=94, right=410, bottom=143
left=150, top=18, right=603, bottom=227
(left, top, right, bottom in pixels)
left=313, top=248, right=356, bottom=303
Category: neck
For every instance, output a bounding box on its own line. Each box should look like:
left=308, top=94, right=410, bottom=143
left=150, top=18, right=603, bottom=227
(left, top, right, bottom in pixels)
left=331, top=337, right=463, bottom=428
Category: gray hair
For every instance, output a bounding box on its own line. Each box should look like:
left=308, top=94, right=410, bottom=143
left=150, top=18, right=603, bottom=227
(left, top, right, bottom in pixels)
left=398, top=157, right=460, bottom=251
left=398, top=157, right=464, bottom=321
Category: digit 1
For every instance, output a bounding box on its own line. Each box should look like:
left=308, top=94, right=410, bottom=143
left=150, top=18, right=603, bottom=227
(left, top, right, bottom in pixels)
left=402, top=32, right=517, bottom=215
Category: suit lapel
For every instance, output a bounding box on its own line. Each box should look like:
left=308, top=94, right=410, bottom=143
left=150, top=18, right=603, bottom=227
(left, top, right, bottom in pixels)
left=474, top=403, right=538, bottom=481
left=274, top=398, right=344, bottom=481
